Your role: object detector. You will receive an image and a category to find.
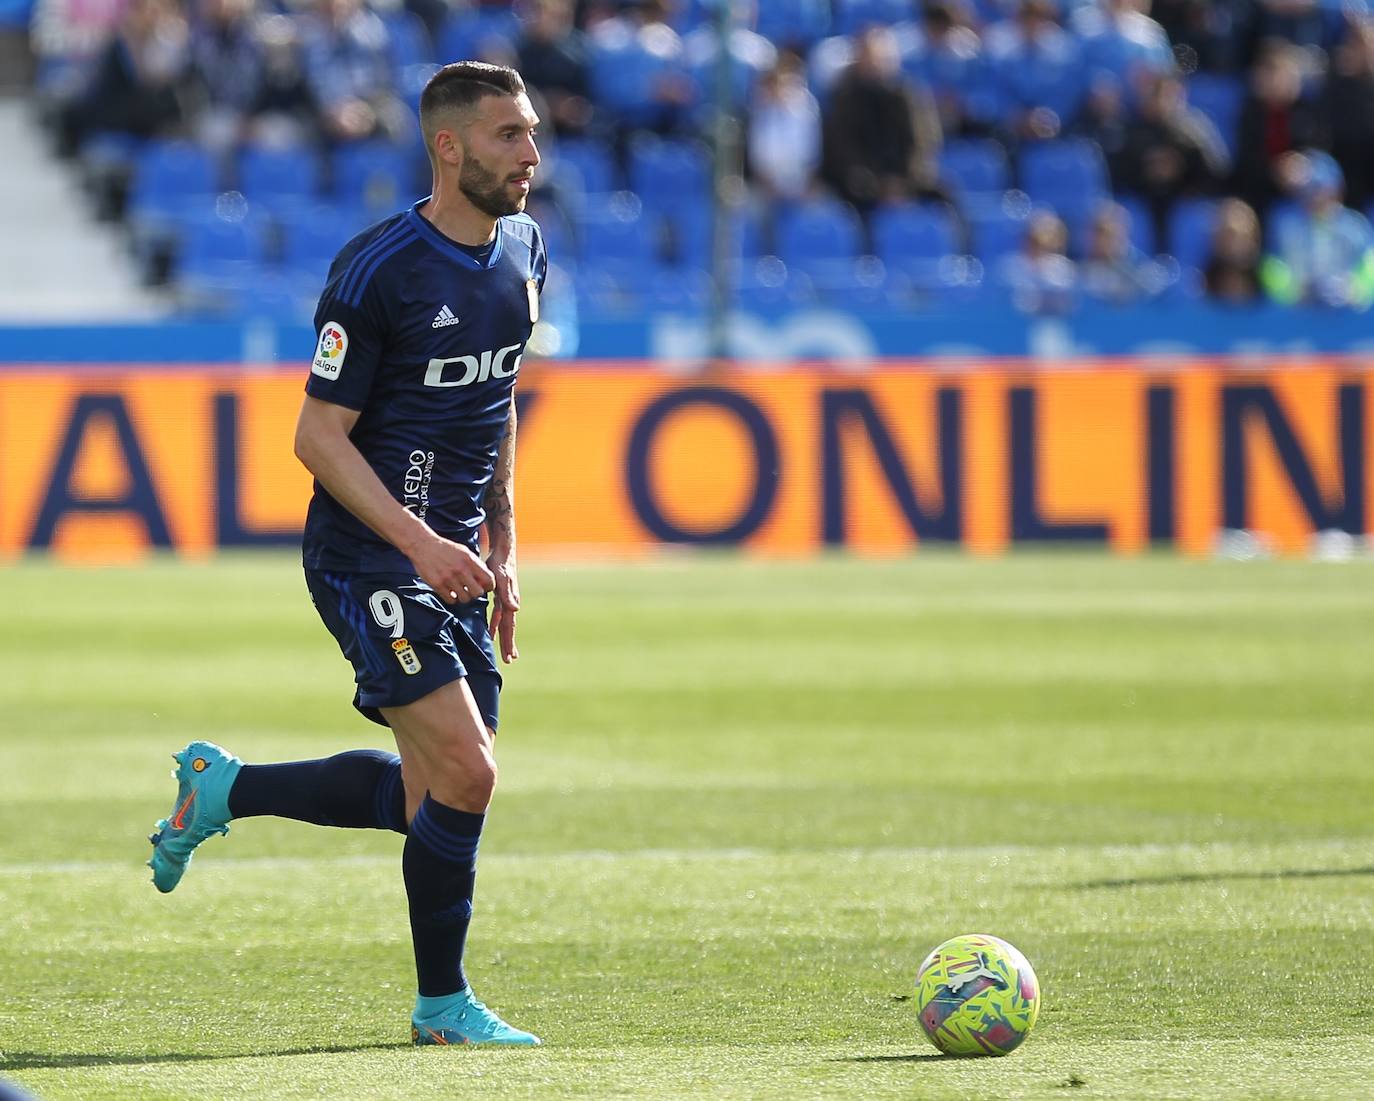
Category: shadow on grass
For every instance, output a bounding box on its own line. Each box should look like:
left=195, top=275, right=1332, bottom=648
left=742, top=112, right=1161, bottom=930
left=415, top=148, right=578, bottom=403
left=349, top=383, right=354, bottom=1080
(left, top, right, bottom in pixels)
left=831, top=1053, right=943, bottom=1063
left=1070, top=866, right=1374, bottom=890
left=0, top=1042, right=410, bottom=1070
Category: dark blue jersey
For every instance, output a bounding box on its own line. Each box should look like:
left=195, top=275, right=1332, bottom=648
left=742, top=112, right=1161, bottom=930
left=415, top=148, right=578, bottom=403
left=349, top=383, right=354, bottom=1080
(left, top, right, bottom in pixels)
left=302, top=199, right=547, bottom=572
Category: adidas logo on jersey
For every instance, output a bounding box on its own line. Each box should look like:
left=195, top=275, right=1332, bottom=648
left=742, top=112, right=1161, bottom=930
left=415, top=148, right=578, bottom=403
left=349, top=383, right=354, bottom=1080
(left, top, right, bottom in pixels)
left=431, top=305, right=461, bottom=328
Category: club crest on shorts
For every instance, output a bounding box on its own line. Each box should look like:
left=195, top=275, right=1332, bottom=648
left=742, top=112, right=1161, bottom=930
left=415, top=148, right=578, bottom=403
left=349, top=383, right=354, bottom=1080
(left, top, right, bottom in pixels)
left=391, top=637, right=422, bottom=675
left=312, top=322, right=348, bottom=379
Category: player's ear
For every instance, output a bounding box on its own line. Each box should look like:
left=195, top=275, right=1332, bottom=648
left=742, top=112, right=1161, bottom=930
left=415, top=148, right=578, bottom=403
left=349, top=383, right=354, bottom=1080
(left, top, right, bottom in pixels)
left=433, top=127, right=463, bottom=168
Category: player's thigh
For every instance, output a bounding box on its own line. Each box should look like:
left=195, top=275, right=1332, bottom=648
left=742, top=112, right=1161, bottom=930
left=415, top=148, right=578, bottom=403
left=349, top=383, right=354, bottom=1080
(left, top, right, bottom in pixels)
left=383, top=678, right=498, bottom=812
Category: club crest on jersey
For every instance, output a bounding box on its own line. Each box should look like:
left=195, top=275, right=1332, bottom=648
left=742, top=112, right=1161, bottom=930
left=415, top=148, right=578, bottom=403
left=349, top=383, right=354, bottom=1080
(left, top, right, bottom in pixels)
left=391, top=637, right=422, bottom=675
left=312, top=322, right=348, bottom=379
left=424, top=343, right=522, bottom=388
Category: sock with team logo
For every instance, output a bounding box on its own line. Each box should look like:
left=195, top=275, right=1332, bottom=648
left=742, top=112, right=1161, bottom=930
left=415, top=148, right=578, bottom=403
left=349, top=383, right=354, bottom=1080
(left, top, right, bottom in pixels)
left=227, top=750, right=407, bottom=833
left=403, top=795, right=484, bottom=996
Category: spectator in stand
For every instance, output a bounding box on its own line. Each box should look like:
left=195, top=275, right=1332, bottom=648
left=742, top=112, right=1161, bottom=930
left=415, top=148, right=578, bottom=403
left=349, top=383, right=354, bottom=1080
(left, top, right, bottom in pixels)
left=1072, top=0, right=1175, bottom=98
left=907, top=0, right=993, bottom=137
left=985, top=0, right=1086, bottom=141
left=247, top=15, right=323, bottom=148
left=30, top=0, right=128, bottom=88
left=1114, top=72, right=1229, bottom=246
left=1232, top=39, right=1327, bottom=220
left=1203, top=196, right=1263, bottom=303
left=746, top=51, right=821, bottom=203
left=1151, top=0, right=1249, bottom=73
left=820, top=24, right=943, bottom=216
left=1080, top=200, right=1166, bottom=303
left=1263, top=150, right=1374, bottom=309
left=682, top=1, right=777, bottom=131
left=189, top=0, right=264, bottom=154
left=57, top=0, right=191, bottom=154
left=1325, top=18, right=1374, bottom=212
left=516, top=0, right=593, bottom=138
left=300, top=0, right=407, bottom=144
left=998, top=207, right=1077, bottom=313
left=586, top=0, right=692, bottom=138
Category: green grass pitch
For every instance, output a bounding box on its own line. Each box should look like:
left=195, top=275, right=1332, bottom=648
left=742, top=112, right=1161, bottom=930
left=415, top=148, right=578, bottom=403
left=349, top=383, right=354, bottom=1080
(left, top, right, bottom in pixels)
left=2, top=552, right=1372, bottom=1100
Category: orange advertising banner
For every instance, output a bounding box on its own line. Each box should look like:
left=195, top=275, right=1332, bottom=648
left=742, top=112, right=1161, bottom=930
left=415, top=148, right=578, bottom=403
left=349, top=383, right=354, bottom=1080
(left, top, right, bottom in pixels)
left=0, top=361, right=1369, bottom=560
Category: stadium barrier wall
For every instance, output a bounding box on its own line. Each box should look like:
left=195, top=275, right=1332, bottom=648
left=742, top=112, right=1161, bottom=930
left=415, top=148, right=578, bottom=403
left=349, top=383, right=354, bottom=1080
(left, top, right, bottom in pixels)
left=0, top=360, right=1368, bottom=560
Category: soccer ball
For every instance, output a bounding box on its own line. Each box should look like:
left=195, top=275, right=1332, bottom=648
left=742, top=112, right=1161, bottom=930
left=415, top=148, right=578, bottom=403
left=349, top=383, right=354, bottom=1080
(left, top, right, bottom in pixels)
left=914, top=933, right=1040, bottom=1056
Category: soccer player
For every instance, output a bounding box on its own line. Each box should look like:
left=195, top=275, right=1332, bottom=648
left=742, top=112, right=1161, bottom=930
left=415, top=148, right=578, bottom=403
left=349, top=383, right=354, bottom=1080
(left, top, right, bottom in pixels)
left=146, top=61, right=545, bottom=1048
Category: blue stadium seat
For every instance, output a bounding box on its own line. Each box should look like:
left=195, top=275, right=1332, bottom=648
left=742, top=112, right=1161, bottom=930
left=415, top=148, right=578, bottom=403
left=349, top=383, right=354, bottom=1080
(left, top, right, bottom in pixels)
left=754, top=0, right=832, bottom=49
left=128, top=141, right=221, bottom=221
left=575, top=192, right=661, bottom=273
left=627, top=136, right=711, bottom=213
left=1166, top=199, right=1220, bottom=270
left=237, top=145, right=326, bottom=211
left=731, top=256, right=816, bottom=309
left=382, top=10, right=434, bottom=69
left=177, top=211, right=267, bottom=276
left=969, top=203, right=1033, bottom=261
left=833, top=0, right=913, bottom=35
left=278, top=205, right=368, bottom=275
left=332, top=141, right=417, bottom=217
left=775, top=197, right=864, bottom=273
left=871, top=203, right=961, bottom=267
left=548, top=138, right=620, bottom=200
left=1019, top=140, right=1109, bottom=210
left=939, top=139, right=1010, bottom=199
left=436, top=8, right=521, bottom=63
left=670, top=200, right=765, bottom=270
left=1186, top=73, right=1244, bottom=160
left=1111, top=195, right=1157, bottom=257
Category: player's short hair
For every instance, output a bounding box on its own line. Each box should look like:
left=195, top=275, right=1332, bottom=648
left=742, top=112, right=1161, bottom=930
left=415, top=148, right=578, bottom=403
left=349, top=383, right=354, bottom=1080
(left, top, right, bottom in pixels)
left=419, top=62, right=526, bottom=153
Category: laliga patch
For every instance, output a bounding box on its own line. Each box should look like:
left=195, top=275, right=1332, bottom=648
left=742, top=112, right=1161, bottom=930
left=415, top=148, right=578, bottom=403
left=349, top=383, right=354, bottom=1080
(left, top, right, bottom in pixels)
left=526, top=279, right=540, bottom=323
left=392, top=637, right=422, bottom=675
left=312, top=322, right=348, bottom=379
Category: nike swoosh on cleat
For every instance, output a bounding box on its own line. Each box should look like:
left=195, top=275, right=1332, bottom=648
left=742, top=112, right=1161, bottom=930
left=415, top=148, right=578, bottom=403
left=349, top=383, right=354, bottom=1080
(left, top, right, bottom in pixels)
left=169, top=791, right=196, bottom=830
left=422, top=1026, right=451, bottom=1046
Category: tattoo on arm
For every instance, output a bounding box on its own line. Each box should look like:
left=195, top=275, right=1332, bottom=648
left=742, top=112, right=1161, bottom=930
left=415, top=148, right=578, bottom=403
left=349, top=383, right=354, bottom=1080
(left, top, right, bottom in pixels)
left=485, top=396, right=517, bottom=549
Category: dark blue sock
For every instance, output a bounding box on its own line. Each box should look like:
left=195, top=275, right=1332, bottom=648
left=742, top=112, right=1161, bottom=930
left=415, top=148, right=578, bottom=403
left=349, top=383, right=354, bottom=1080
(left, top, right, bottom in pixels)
left=404, top=795, right=484, bottom=998
left=227, top=750, right=407, bottom=834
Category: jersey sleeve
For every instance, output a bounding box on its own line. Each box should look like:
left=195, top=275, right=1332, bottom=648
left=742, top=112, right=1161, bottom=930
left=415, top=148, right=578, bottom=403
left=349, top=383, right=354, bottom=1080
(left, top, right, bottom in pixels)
left=305, top=278, right=388, bottom=411
left=533, top=221, right=549, bottom=295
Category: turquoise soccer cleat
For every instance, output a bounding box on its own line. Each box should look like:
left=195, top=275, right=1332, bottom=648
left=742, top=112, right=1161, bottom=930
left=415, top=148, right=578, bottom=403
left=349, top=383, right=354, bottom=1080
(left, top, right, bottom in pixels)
left=146, top=741, right=242, bottom=894
left=411, top=989, right=542, bottom=1047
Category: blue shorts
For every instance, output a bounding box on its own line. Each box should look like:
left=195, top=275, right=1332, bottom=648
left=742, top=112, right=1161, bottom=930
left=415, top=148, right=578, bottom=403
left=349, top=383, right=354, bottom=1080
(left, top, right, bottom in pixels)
left=305, top=569, right=501, bottom=730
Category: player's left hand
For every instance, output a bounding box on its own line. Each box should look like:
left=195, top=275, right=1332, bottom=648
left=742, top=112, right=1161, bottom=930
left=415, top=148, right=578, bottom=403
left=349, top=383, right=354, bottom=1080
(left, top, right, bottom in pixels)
left=487, top=554, right=520, bottom=663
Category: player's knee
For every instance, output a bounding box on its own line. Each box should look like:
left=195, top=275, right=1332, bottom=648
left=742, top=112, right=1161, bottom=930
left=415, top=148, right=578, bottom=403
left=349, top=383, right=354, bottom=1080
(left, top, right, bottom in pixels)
left=431, top=746, right=498, bottom=811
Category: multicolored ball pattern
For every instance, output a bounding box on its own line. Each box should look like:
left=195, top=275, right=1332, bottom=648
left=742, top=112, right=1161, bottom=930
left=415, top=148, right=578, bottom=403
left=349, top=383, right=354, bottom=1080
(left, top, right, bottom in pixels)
left=914, top=933, right=1040, bottom=1056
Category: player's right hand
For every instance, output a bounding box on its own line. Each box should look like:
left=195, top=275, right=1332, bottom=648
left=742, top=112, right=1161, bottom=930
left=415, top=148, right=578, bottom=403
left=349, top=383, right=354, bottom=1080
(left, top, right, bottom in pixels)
left=410, top=534, right=495, bottom=604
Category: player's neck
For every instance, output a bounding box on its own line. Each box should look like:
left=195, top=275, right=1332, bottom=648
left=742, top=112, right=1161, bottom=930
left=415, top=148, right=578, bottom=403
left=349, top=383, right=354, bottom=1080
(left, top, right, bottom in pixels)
left=418, top=189, right=498, bottom=248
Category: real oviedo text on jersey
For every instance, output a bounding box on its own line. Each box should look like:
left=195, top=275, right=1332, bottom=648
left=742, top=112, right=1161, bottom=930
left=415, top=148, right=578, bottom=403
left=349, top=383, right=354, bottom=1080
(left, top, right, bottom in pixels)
left=423, top=343, right=522, bottom=388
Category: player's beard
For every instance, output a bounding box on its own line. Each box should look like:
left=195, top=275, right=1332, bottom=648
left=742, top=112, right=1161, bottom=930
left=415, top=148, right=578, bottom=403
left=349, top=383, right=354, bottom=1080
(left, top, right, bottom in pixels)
left=459, top=153, right=528, bottom=218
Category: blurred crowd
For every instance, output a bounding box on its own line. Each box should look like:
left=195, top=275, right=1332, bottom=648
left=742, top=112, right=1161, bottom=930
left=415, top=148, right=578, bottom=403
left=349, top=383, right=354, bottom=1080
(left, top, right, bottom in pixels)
left=21, top=0, right=1374, bottom=311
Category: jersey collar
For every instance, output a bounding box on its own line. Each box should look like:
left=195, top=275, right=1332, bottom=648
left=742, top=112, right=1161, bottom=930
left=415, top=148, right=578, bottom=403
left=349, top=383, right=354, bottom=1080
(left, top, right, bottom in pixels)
left=407, top=198, right=505, bottom=271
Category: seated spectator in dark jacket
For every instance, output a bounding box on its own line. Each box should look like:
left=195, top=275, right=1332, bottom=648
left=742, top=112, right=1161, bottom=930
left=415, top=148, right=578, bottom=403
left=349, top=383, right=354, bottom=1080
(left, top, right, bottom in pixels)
left=1325, top=19, right=1374, bottom=212
left=1232, top=39, right=1328, bottom=219
left=59, top=0, right=190, bottom=153
left=821, top=25, right=943, bottom=214
left=1203, top=197, right=1263, bottom=304
left=190, top=0, right=265, bottom=154
left=1115, top=72, right=1229, bottom=247
left=247, top=14, right=323, bottom=148
left=517, top=0, right=593, bottom=138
